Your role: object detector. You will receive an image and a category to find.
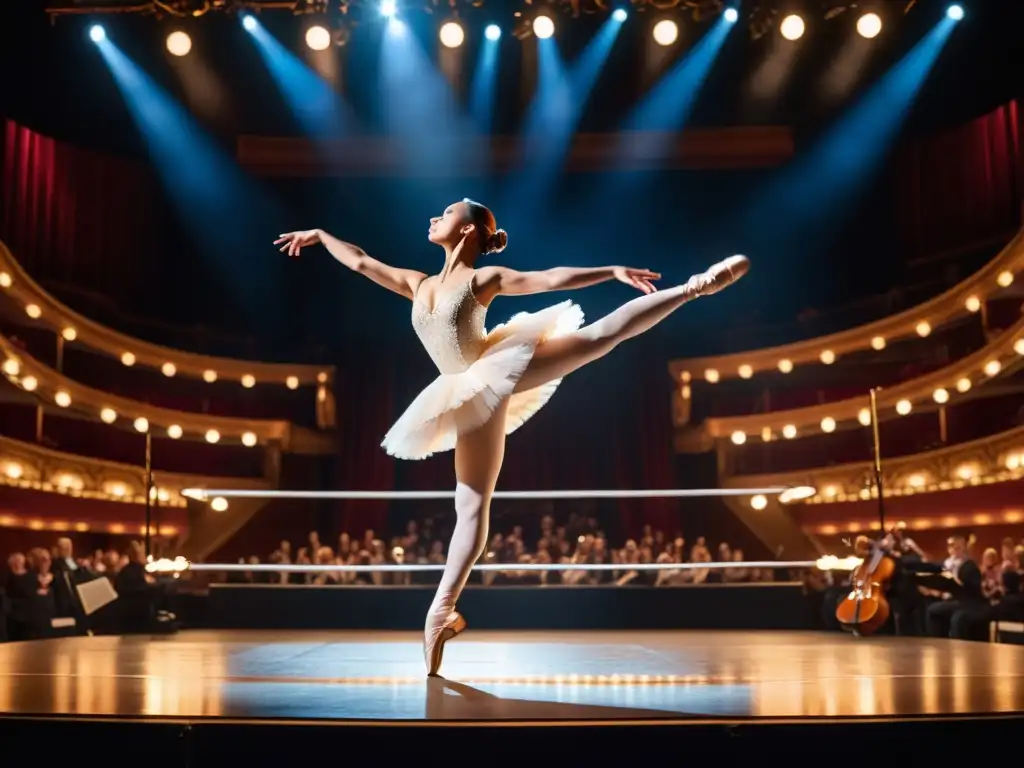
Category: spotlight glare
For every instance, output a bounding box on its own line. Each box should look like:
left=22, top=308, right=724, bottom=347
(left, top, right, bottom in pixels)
left=612, top=9, right=627, bottom=22
left=780, top=14, right=805, bottom=40
left=381, top=0, right=397, bottom=18
left=856, top=12, right=882, bottom=38
left=652, top=19, right=678, bottom=46
left=166, top=30, right=192, bottom=57
left=439, top=21, right=465, bottom=48
left=485, top=24, right=501, bottom=41
left=947, top=4, right=964, bottom=21
left=533, top=14, right=555, bottom=39
left=305, top=24, right=331, bottom=51
left=89, top=25, right=105, bottom=42
left=242, top=14, right=257, bottom=31
left=724, top=7, right=738, bottom=23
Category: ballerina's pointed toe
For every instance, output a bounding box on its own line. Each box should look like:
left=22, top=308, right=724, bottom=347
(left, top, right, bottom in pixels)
left=424, top=611, right=467, bottom=677
left=690, top=254, right=750, bottom=297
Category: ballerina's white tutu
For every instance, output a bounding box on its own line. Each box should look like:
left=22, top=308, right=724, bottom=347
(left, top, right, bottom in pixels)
left=381, top=276, right=584, bottom=460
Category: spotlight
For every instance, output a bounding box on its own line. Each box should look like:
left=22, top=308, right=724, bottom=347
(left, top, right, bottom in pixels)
left=780, top=14, right=805, bottom=40
left=652, top=19, right=678, bottom=46
left=533, top=14, right=555, bottom=39
left=856, top=12, right=882, bottom=38
left=89, top=24, right=105, bottom=42
left=612, top=8, right=627, bottom=22
left=439, top=21, right=465, bottom=48
left=485, top=24, right=501, bottom=41
left=724, top=7, right=738, bottom=23
left=242, top=14, right=256, bottom=32
left=380, top=0, right=397, bottom=18
left=947, top=4, right=964, bottom=20
left=306, top=24, right=331, bottom=50
left=166, top=30, right=192, bottom=57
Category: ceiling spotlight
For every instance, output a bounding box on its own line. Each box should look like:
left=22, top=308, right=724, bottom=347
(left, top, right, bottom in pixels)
left=485, top=24, right=501, bottom=41
left=242, top=14, right=257, bottom=32
left=533, top=14, right=555, bottom=39
left=306, top=25, right=331, bottom=50
left=166, top=30, right=192, bottom=56
left=857, top=12, right=882, bottom=38
left=780, top=14, right=805, bottom=40
left=380, top=0, right=397, bottom=18
left=612, top=8, right=627, bottom=22
left=724, top=7, right=739, bottom=23
left=89, top=25, right=105, bottom=43
left=652, top=19, right=678, bottom=46
left=947, top=4, right=964, bottom=21
left=439, top=21, right=465, bottom=48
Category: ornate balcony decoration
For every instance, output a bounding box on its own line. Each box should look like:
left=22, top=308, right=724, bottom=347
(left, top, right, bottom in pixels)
left=0, top=434, right=272, bottom=532
left=719, top=424, right=1024, bottom=510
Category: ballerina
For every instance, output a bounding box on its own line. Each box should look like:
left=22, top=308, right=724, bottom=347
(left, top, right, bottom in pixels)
left=275, top=198, right=748, bottom=676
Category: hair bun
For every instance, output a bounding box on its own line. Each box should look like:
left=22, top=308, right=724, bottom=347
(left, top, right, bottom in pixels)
left=488, top=228, right=508, bottom=255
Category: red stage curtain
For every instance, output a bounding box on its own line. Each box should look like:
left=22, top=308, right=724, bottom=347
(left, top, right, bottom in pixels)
left=1, top=120, right=157, bottom=297
left=333, top=354, right=396, bottom=536
left=896, top=99, right=1022, bottom=258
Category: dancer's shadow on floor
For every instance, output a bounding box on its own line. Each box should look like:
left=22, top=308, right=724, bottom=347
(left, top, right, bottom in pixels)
left=425, top=676, right=680, bottom=721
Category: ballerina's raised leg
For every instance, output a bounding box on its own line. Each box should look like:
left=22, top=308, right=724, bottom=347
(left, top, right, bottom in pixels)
left=423, top=253, right=748, bottom=675
left=513, top=254, right=748, bottom=393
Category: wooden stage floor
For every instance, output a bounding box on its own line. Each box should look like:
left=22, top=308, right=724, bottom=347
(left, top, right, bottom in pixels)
left=1, top=629, right=1022, bottom=723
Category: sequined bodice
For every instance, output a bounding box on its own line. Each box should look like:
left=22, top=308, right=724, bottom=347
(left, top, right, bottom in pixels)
left=412, top=277, right=488, bottom=375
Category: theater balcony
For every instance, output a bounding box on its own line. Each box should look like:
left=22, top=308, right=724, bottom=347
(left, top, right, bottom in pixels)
left=717, top=423, right=1024, bottom=561
left=0, top=434, right=272, bottom=560
left=0, top=239, right=335, bottom=427
left=674, top=301, right=1024, bottom=455
left=670, top=227, right=1023, bottom=389
left=669, top=227, right=1024, bottom=435
left=0, top=329, right=334, bottom=456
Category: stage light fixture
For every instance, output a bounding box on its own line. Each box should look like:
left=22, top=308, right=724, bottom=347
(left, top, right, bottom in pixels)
left=381, top=0, right=397, bottom=18
left=778, top=14, right=802, bottom=39
left=439, top=21, right=465, bottom=48
left=242, top=14, right=256, bottom=31
left=533, top=14, right=555, bottom=39
left=780, top=14, right=805, bottom=40
left=856, top=12, right=882, bottom=38
left=724, top=7, right=738, bottom=23
left=166, top=30, right=192, bottom=57
left=89, top=24, right=105, bottom=42
left=947, top=4, right=964, bottom=20
left=306, top=24, right=331, bottom=50
left=612, top=9, right=627, bottom=22
left=485, top=24, right=501, bottom=41
left=652, top=19, right=678, bottom=46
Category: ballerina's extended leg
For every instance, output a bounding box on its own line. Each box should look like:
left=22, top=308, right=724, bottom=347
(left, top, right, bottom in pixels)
left=514, top=254, right=749, bottom=393
left=423, top=401, right=508, bottom=676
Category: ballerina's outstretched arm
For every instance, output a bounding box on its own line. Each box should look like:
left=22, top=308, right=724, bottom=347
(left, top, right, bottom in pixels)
left=475, top=264, right=661, bottom=301
left=275, top=228, right=427, bottom=300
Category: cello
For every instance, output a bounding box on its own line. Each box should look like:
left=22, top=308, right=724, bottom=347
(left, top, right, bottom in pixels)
left=835, top=534, right=896, bottom=636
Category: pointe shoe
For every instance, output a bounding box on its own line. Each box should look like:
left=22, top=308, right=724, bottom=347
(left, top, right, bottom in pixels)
left=424, top=610, right=467, bottom=677
left=685, top=254, right=750, bottom=298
